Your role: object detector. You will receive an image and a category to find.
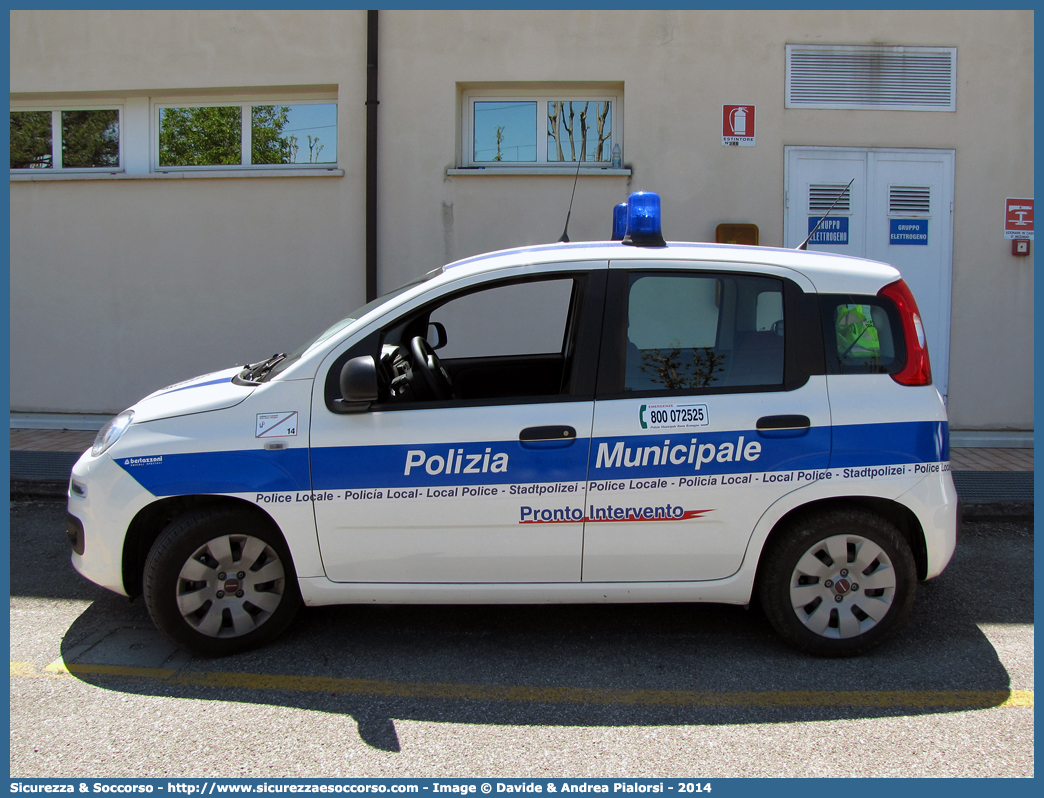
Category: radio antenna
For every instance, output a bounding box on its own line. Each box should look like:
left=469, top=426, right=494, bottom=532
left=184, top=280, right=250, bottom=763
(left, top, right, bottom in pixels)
left=557, top=155, right=584, bottom=243
left=797, top=178, right=855, bottom=250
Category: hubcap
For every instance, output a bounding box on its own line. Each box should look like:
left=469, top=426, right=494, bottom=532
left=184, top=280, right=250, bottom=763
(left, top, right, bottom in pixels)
left=175, top=534, right=286, bottom=638
left=789, top=534, right=896, bottom=639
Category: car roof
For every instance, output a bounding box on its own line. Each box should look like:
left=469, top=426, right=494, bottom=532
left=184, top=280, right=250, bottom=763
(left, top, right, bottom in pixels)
left=443, top=240, right=900, bottom=295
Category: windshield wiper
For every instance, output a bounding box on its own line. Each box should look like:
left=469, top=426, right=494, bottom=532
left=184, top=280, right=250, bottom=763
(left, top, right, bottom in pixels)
left=240, top=353, right=287, bottom=383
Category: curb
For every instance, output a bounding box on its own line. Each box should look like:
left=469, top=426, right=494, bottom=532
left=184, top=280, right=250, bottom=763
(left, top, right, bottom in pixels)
left=959, top=502, right=1034, bottom=522
left=11, top=479, right=70, bottom=500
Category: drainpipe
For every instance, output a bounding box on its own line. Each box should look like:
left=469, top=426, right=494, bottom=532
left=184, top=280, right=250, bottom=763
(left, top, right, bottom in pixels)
left=365, top=10, right=379, bottom=301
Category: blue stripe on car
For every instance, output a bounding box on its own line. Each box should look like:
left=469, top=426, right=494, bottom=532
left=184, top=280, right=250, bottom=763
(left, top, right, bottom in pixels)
left=113, top=421, right=947, bottom=497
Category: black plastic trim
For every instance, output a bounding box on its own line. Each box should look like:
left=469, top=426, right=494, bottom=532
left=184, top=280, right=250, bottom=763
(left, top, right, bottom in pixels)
left=783, top=278, right=824, bottom=389
left=323, top=330, right=382, bottom=412
left=66, top=513, right=85, bottom=556
left=757, top=414, right=811, bottom=430
left=519, top=425, right=577, bottom=441
left=595, top=269, right=630, bottom=396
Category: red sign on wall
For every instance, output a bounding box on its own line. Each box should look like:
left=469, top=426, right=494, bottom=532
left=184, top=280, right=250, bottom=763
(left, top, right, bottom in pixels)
left=722, top=105, right=755, bottom=147
left=1004, top=198, right=1034, bottom=240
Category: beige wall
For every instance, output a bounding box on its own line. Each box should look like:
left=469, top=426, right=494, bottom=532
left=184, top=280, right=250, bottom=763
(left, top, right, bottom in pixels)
left=10, top=9, right=1034, bottom=431
left=11, top=10, right=369, bottom=413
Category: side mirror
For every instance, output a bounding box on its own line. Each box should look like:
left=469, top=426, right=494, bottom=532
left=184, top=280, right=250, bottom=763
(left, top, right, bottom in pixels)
left=335, top=356, right=378, bottom=413
left=427, top=321, right=448, bottom=350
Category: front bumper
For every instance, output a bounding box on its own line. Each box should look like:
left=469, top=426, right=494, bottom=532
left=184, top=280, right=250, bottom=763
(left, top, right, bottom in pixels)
left=67, top=450, right=154, bottom=596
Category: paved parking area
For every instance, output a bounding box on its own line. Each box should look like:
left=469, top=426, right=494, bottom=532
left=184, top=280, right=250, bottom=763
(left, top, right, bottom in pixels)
left=949, top=446, right=1033, bottom=471
left=11, top=428, right=98, bottom=452
left=9, top=501, right=1035, bottom=778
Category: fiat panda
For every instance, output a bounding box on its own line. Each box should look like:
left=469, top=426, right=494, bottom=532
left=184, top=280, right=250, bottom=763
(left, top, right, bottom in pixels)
left=68, top=192, right=958, bottom=658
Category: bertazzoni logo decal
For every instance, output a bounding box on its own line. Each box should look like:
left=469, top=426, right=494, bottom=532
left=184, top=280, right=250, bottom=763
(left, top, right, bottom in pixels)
left=123, top=456, right=163, bottom=467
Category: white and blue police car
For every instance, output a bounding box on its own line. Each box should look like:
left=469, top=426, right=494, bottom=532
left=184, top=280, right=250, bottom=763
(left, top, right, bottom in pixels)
left=67, top=192, right=958, bottom=658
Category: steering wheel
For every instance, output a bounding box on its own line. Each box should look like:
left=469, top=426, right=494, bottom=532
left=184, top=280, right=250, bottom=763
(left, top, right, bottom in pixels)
left=409, top=336, right=455, bottom=400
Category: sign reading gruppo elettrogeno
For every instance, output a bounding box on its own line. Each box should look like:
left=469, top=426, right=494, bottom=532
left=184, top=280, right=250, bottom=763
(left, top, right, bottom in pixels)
left=890, top=219, right=929, bottom=245
left=806, top=216, right=848, bottom=245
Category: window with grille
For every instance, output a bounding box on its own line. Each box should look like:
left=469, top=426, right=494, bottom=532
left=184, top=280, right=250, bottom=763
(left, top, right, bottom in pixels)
left=786, top=44, right=957, bottom=112
left=808, top=183, right=852, bottom=213
left=889, top=185, right=931, bottom=215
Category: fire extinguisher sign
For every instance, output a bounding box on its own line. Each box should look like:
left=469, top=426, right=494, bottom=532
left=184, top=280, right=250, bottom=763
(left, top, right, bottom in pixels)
left=722, top=105, right=756, bottom=147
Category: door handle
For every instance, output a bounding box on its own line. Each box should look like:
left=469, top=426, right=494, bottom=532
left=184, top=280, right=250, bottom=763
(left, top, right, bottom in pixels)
left=756, top=415, right=811, bottom=437
left=520, top=425, right=576, bottom=442
left=756, top=415, right=810, bottom=430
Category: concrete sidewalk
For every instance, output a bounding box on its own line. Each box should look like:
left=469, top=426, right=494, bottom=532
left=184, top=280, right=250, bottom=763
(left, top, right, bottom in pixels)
left=10, top=428, right=1034, bottom=519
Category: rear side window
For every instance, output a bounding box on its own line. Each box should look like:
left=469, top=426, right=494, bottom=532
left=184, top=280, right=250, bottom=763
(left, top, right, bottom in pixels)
left=624, top=272, right=785, bottom=391
left=820, top=295, right=906, bottom=374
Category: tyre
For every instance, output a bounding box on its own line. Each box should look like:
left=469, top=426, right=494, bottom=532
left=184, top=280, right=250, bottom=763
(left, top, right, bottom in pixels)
left=758, top=507, right=917, bottom=657
left=143, top=506, right=301, bottom=657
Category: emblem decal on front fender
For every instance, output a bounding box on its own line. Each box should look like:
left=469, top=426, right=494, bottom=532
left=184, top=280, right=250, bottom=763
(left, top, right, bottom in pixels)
left=256, top=412, right=298, bottom=438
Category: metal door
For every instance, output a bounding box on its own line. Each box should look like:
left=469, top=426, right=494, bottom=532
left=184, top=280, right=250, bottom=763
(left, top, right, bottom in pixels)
left=785, top=147, right=954, bottom=399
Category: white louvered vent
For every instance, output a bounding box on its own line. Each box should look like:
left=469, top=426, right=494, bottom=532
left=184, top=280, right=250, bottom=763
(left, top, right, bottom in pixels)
left=889, top=185, right=931, bottom=215
left=786, top=45, right=957, bottom=111
left=809, top=183, right=852, bottom=214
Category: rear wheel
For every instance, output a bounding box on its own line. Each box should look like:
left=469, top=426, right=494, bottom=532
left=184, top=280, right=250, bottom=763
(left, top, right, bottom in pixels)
left=143, top=506, right=301, bottom=657
left=758, top=508, right=917, bottom=657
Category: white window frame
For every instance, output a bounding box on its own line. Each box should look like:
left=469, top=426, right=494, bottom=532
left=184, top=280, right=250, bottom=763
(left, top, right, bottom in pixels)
left=461, top=87, right=623, bottom=170
left=151, top=95, right=338, bottom=172
left=10, top=103, right=124, bottom=173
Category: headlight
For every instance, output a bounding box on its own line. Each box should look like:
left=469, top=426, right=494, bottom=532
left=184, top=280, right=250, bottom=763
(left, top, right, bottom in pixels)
left=92, top=410, right=134, bottom=457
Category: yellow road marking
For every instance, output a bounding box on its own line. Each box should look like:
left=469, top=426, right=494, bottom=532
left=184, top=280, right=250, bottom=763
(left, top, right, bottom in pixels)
left=43, top=659, right=179, bottom=679
left=12, top=661, right=1033, bottom=710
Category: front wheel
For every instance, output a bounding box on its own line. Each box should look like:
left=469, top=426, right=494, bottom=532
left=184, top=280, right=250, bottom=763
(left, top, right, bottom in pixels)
left=758, top=508, right=917, bottom=657
left=143, top=506, right=301, bottom=657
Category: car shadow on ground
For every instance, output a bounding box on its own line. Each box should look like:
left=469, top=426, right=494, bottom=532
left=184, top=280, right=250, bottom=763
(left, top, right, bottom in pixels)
left=12, top=502, right=1033, bottom=753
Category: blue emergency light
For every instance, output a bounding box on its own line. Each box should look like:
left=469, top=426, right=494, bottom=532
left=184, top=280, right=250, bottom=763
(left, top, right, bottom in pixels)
left=622, top=191, right=666, bottom=247
left=611, top=202, right=628, bottom=241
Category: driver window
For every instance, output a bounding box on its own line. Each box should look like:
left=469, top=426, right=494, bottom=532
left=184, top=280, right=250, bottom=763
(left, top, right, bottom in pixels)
left=430, top=280, right=573, bottom=358
left=378, top=277, right=580, bottom=404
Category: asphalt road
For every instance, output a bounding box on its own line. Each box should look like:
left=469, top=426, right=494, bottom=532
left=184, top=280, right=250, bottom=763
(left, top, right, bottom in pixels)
left=9, top=499, right=1034, bottom=779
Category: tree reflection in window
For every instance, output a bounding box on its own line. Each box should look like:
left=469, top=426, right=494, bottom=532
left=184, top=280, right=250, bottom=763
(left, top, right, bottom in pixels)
left=547, top=101, right=611, bottom=162
left=252, top=104, right=336, bottom=165
left=160, top=104, right=336, bottom=167
left=473, top=102, right=537, bottom=162
left=62, top=110, right=119, bottom=168
left=639, top=343, right=727, bottom=389
left=159, top=106, right=242, bottom=166
left=10, top=111, right=52, bottom=168
left=11, top=109, right=120, bottom=169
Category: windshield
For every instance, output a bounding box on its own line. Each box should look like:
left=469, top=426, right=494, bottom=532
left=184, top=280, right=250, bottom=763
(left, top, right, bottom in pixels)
left=258, top=269, right=442, bottom=381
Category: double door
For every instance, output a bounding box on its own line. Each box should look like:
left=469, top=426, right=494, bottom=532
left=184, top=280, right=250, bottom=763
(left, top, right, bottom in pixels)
left=785, top=146, right=955, bottom=399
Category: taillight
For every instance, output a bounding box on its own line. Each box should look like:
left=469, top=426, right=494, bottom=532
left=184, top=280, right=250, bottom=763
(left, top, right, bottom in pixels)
left=879, top=279, right=932, bottom=386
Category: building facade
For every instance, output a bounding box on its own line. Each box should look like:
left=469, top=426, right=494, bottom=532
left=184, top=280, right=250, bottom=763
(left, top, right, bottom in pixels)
left=9, top=9, right=1034, bottom=437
